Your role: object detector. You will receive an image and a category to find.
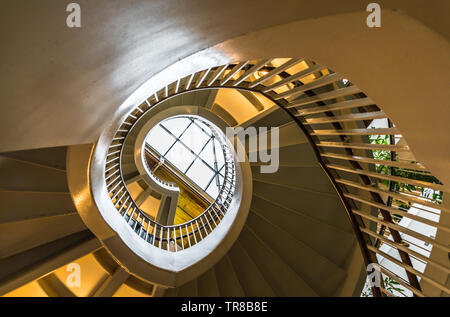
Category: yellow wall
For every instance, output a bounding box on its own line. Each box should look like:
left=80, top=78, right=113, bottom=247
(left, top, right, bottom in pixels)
left=154, top=168, right=208, bottom=225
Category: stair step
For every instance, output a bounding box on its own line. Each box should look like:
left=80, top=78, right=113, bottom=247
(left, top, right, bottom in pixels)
left=247, top=120, right=309, bottom=152
left=251, top=165, right=336, bottom=195
left=176, top=278, right=198, bottom=297
left=0, top=213, right=87, bottom=259
left=243, top=107, right=292, bottom=130
left=251, top=192, right=351, bottom=237
left=252, top=181, right=352, bottom=232
left=246, top=210, right=347, bottom=296
left=250, top=196, right=355, bottom=268
left=0, top=191, right=75, bottom=224
left=250, top=142, right=317, bottom=167
left=0, top=146, right=67, bottom=171
left=239, top=225, right=317, bottom=296
left=197, top=267, right=220, bottom=297
left=254, top=107, right=292, bottom=130
left=227, top=240, right=275, bottom=296
left=0, top=230, right=100, bottom=296
left=214, top=254, right=245, bottom=296
left=0, top=156, right=68, bottom=192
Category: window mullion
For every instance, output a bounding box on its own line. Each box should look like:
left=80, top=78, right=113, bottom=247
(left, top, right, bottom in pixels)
left=184, top=137, right=212, bottom=174
left=211, top=135, right=221, bottom=188
left=161, top=120, right=193, bottom=157
left=161, top=124, right=218, bottom=175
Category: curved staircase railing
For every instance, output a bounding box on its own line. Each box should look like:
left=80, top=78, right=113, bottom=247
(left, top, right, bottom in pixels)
left=141, top=147, right=177, bottom=189
left=105, top=114, right=236, bottom=252
left=104, top=58, right=448, bottom=296
left=144, top=143, right=214, bottom=205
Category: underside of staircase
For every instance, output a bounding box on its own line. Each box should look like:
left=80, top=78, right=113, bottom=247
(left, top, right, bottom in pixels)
left=0, top=95, right=364, bottom=297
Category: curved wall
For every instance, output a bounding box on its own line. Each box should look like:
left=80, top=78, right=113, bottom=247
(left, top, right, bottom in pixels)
left=1, top=1, right=448, bottom=161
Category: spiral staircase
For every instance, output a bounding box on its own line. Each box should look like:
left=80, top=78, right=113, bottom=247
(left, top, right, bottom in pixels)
left=0, top=54, right=448, bottom=298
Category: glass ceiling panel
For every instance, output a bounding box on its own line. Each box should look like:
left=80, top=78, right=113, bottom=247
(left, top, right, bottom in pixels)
left=205, top=182, right=219, bottom=198
left=146, top=125, right=176, bottom=155
left=185, top=159, right=215, bottom=189
left=165, top=141, right=196, bottom=172
left=179, top=123, right=210, bottom=154
left=160, top=117, right=192, bottom=138
left=146, top=116, right=227, bottom=199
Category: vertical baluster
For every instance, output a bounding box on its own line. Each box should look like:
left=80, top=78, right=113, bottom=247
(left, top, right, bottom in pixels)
left=145, top=220, right=151, bottom=242
left=185, top=224, right=191, bottom=248
left=128, top=208, right=136, bottom=224
left=159, top=226, right=163, bottom=249
left=206, top=213, right=213, bottom=232
left=200, top=217, right=208, bottom=236
left=215, top=202, right=225, bottom=216
left=212, top=205, right=221, bottom=221
left=111, top=185, right=125, bottom=201
left=173, top=227, right=178, bottom=252
left=209, top=210, right=218, bottom=227
left=190, top=222, right=197, bottom=244
left=138, top=216, right=145, bottom=237
left=167, top=228, right=170, bottom=251
left=152, top=224, right=158, bottom=247
left=180, top=226, right=185, bottom=250
left=118, top=196, right=130, bottom=214
left=195, top=220, right=203, bottom=240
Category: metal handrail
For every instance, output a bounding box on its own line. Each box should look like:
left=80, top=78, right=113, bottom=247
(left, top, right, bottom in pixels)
left=141, top=147, right=177, bottom=189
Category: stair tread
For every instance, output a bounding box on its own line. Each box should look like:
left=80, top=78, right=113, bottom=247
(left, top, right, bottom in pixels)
left=246, top=210, right=347, bottom=296
left=0, top=146, right=67, bottom=171
left=249, top=107, right=292, bottom=129
left=239, top=225, right=318, bottom=296
left=250, top=196, right=355, bottom=268
left=0, top=230, right=100, bottom=296
left=251, top=165, right=336, bottom=195
left=197, top=267, right=220, bottom=297
left=214, top=254, right=245, bottom=297
left=249, top=142, right=317, bottom=167
left=252, top=181, right=352, bottom=233
left=0, top=156, right=68, bottom=192
left=0, top=191, right=75, bottom=224
left=239, top=106, right=291, bottom=130
left=251, top=193, right=351, bottom=238
left=227, top=240, right=275, bottom=296
left=0, top=213, right=87, bottom=259
left=246, top=120, right=309, bottom=153
left=176, top=278, right=198, bottom=297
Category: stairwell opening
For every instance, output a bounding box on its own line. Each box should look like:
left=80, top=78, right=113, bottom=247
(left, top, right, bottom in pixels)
left=145, top=115, right=228, bottom=201
left=142, top=115, right=235, bottom=230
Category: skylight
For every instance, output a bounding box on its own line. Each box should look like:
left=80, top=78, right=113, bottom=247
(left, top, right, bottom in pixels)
left=145, top=116, right=226, bottom=199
